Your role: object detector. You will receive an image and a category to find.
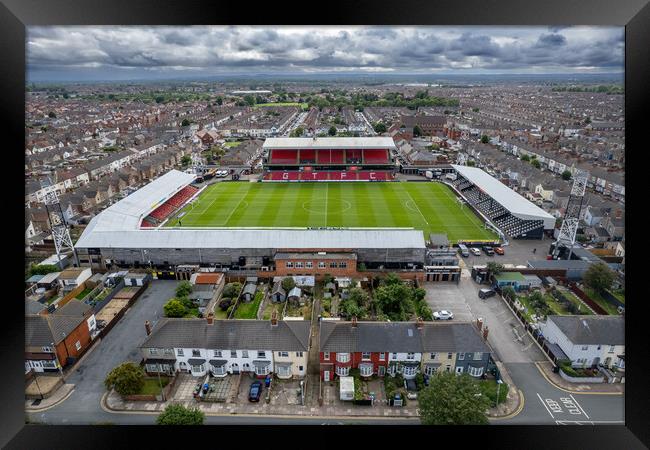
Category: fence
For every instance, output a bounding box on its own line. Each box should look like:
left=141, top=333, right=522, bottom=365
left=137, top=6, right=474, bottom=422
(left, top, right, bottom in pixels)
left=92, top=278, right=126, bottom=314
left=559, top=369, right=604, bottom=384
left=568, top=284, right=608, bottom=315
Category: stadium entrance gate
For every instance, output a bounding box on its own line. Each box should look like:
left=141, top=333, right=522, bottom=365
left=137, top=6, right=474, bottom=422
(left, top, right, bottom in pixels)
left=424, top=266, right=461, bottom=283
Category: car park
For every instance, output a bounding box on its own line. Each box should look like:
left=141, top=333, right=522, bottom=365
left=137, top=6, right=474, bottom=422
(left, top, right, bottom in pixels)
left=478, top=288, right=497, bottom=299
left=433, top=310, right=454, bottom=320
left=470, top=247, right=481, bottom=256
left=248, top=380, right=263, bottom=402
left=494, top=247, right=505, bottom=255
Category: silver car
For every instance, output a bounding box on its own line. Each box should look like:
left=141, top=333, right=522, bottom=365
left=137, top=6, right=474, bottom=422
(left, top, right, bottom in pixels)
left=433, top=310, right=454, bottom=320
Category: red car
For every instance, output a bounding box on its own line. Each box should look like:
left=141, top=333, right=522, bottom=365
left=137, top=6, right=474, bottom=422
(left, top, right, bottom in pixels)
left=494, top=247, right=505, bottom=255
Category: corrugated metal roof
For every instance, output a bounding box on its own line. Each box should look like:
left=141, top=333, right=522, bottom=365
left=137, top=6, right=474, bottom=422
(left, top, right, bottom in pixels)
left=263, top=137, right=396, bottom=150
left=452, top=164, right=555, bottom=228
left=76, top=228, right=426, bottom=250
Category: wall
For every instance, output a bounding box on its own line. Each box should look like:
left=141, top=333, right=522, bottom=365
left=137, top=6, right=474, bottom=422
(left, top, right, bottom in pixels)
left=55, top=319, right=91, bottom=367
left=559, top=369, right=604, bottom=384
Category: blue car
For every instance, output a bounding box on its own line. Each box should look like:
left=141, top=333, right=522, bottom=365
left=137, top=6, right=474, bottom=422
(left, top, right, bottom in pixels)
left=248, top=381, right=263, bottom=402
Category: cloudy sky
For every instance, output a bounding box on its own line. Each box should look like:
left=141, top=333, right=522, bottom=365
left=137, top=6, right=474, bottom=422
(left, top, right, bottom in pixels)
left=27, top=26, right=624, bottom=81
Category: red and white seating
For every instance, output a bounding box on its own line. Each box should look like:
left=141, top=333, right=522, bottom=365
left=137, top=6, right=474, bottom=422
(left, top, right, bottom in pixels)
left=363, top=149, right=389, bottom=164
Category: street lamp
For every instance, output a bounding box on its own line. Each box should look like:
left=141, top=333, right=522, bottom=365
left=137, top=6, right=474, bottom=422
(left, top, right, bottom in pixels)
left=495, top=379, right=504, bottom=409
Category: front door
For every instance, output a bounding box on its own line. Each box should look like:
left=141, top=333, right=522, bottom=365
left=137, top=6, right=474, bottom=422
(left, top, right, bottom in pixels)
left=243, top=363, right=250, bottom=372
left=231, top=363, right=240, bottom=374
left=324, top=370, right=330, bottom=382
left=378, top=366, right=386, bottom=377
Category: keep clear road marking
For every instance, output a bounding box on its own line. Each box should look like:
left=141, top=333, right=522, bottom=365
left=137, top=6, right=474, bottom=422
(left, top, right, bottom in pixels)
left=569, top=394, right=590, bottom=419
left=537, top=393, right=591, bottom=421
left=537, top=393, right=556, bottom=419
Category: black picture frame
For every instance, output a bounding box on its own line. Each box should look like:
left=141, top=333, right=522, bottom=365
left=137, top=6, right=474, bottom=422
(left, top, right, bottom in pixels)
left=2, top=0, right=648, bottom=448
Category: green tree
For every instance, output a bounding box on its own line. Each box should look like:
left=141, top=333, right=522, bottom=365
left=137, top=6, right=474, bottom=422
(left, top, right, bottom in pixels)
left=281, top=277, right=296, bottom=292
left=373, top=122, right=387, bottom=133
left=216, top=96, right=223, bottom=105
left=328, top=126, right=337, bottom=136
left=243, top=95, right=256, bottom=106
left=48, top=111, right=56, bottom=118
left=413, top=125, right=423, bottom=137
left=520, top=154, right=530, bottom=162
left=181, top=155, right=192, bottom=167
left=28, top=264, right=59, bottom=277
left=155, top=96, right=165, bottom=104
left=156, top=404, right=205, bottom=425
left=472, top=107, right=479, bottom=112
left=467, top=160, right=476, bottom=167
left=104, top=362, right=145, bottom=396
left=223, top=282, right=242, bottom=298
left=583, top=262, right=615, bottom=294
left=181, top=118, right=191, bottom=127
left=418, top=373, right=490, bottom=425
left=561, top=170, right=572, bottom=181
left=163, top=299, right=186, bottom=318
left=291, top=126, right=304, bottom=137
left=480, top=135, right=489, bottom=144
left=486, top=262, right=504, bottom=277
left=531, top=159, right=541, bottom=169
left=501, top=286, right=516, bottom=301
left=176, top=280, right=193, bottom=297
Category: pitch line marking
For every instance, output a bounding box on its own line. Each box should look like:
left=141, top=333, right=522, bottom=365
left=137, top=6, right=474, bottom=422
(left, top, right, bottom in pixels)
left=399, top=186, right=429, bottom=226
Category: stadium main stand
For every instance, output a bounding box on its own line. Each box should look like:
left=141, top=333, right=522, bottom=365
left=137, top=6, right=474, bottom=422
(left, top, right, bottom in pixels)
left=143, top=184, right=199, bottom=225
left=270, top=149, right=298, bottom=164
left=449, top=164, right=555, bottom=239
left=363, top=149, right=389, bottom=164
left=264, top=170, right=393, bottom=181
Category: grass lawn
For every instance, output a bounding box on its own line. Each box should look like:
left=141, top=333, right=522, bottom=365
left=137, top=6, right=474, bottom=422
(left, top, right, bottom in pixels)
left=543, top=294, right=571, bottom=315
left=139, top=377, right=170, bottom=395
left=284, top=300, right=311, bottom=319
left=479, top=379, right=509, bottom=405
left=610, top=290, right=625, bottom=304
left=556, top=287, right=594, bottom=315
left=75, top=288, right=93, bottom=300
left=213, top=306, right=229, bottom=320
left=223, top=141, right=242, bottom=148
left=164, top=181, right=496, bottom=242
left=514, top=295, right=536, bottom=323
left=254, top=102, right=308, bottom=109
left=262, top=301, right=281, bottom=320
left=234, top=291, right=264, bottom=319
left=585, top=288, right=621, bottom=315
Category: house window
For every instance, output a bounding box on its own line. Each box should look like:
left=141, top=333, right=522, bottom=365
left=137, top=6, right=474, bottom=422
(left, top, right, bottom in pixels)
left=425, top=366, right=437, bottom=376
left=295, top=262, right=304, bottom=268
left=285, top=262, right=293, bottom=268
left=407, top=353, right=415, bottom=360
left=403, top=365, right=417, bottom=377
left=339, top=262, right=347, bottom=268
left=276, top=365, right=291, bottom=377
left=446, top=366, right=451, bottom=372
left=581, top=346, right=589, bottom=351
left=231, top=350, right=237, bottom=358
left=336, top=353, right=350, bottom=363
left=379, top=353, right=385, bottom=361
left=335, top=365, right=350, bottom=377
left=318, top=262, right=326, bottom=269
left=214, top=350, right=222, bottom=358
left=212, top=365, right=226, bottom=376
left=164, top=348, right=173, bottom=356
left=457, top=352, right=465, bottom=360
left=473, top=352, right=482, bottom=360
left=242, top=350, right=248, bottom=358
left=330, top=262, right=337, bottom=268
left=456, top=367, right=464, bottom=374
left=447, top=353, right=453, bottom=360
left=192, top=349, right=201, bottom=357
left=609, top=346, right=615, bottom=353
left=255, top=365, right=270, bottom=376
left=150, top=348, right=159, bottom=355
left=468, top=366, right=484, bottom=377
left=323, top=352, right=330, bottom=361
left=191, top=364, right=204, bottom=373
left=177, top=349, right=184, bottom=356
left=360, top=364, right=373, bottom=377
left=75, top=341, right=81, bottom=351
left=392, top=353, right=398, bottom=359
left=299, top=366, right=304, bottom=371
left=257, top=351, right=266, bottom=358
left=306, top=261, right=313, bottom=268
left=146, top=364, right=161, bottom=373
left=429, top=353, right=436, bottom=360
left=362, top=352, right=371, bottom=360
left=278, top=351, right=289, bottom=357
left=296, top=352, right=303, bottom=357
left=41, top=346, right=53, bottom=353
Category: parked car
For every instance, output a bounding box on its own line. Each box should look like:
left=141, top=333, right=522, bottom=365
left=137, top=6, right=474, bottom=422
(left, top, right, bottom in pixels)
left=404, top=379, right=418, bottom=399
left=479, top=288, right=497, bottom=299
left=248, top=381, right=263, bottom=402
left=458, top=243, right=470, bottom=257
left=433, top=310, right=454, bottom=320
left=494, top=247, right=505, bottom=255
left=470, top=247, right=481, bottom=256
left=482, top=246, right=495, bottom=256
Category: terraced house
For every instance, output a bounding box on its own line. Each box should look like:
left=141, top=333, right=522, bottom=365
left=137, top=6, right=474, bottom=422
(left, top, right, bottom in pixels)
left=319, top=318, right=492, bottom=381
left=140, top=313, right=310, bottom=379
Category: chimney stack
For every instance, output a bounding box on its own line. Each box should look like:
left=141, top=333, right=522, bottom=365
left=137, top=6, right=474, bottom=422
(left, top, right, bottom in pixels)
left=416, top=317, right=424, bottom=330
left=207, top=312, right=214, bottom=325
left=271, top=308, right=278, bottom=326
left=145, top=320, right=152, bottom=336
left=483, top=326, right=489, bottom=341
left=351, top=316, right=357, bottom=328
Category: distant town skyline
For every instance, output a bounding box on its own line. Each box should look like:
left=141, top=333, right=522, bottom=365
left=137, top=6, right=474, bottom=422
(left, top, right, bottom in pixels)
left=27, top=26, right=624, bottom=82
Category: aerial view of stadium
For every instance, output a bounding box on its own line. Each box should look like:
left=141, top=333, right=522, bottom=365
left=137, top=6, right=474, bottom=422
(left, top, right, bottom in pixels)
left=164, top=181, right=497, bottom=242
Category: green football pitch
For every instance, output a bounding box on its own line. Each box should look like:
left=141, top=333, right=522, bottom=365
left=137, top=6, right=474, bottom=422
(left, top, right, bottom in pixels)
left=164, top=181, right=497, bottom=242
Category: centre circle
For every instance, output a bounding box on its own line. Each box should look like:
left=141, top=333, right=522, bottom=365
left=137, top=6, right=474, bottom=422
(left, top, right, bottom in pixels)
left=303, top=199, right=352, bottom=215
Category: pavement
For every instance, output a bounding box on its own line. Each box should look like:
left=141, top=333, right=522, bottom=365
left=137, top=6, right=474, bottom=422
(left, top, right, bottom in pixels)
left=25, top=384, right=75, bottom=412
left=535, top=361, right=625, bottom=395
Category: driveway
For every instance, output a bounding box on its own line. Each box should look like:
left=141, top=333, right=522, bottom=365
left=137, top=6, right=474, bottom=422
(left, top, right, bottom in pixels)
left=28, top=280, right=177, bottom=424
left=423, top=283, right=473, bottom=322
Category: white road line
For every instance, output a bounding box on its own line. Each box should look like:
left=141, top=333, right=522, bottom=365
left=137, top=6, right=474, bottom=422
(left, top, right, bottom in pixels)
left=569, top=394, right=590, bottom=419
left=537, top=393, right=556, bottom=419
left=325, top=182, right=329, bottom=227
